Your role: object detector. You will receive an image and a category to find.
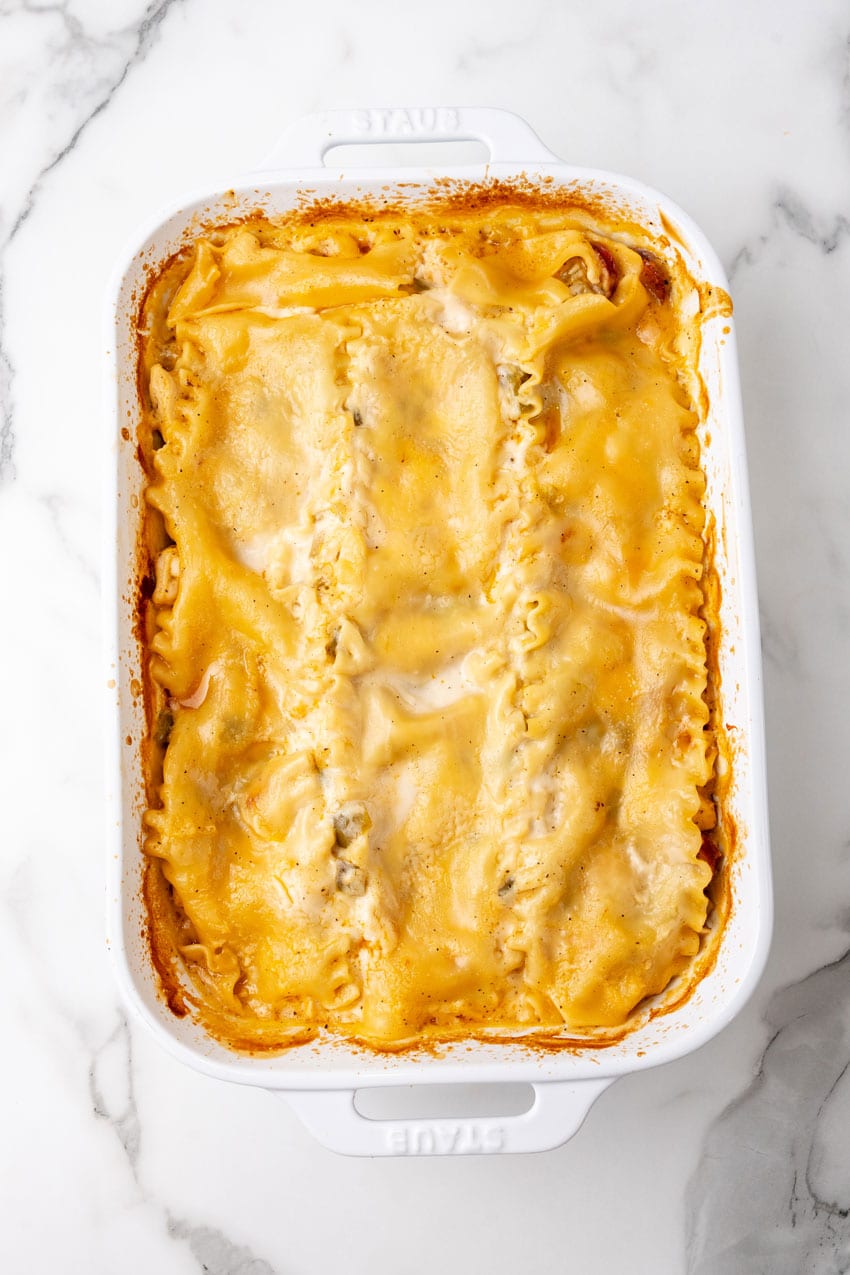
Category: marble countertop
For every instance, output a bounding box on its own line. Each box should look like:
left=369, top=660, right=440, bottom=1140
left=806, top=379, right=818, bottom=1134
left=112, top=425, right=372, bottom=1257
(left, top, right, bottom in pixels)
left=3, top=0, right=850, bottom=1271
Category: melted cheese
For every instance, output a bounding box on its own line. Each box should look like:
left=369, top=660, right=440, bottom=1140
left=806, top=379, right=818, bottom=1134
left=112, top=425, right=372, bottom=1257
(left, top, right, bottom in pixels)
left=142, top=203, right=715, bottom=1049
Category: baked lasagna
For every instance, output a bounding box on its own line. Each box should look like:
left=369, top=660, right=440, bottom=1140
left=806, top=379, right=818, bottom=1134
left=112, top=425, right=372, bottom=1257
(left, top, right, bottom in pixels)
left=137, top=194, right=724, bottom=1050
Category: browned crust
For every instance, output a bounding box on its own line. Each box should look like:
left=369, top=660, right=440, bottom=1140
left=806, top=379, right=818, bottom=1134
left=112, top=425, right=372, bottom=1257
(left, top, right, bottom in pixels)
left=129, top=180, right=733, bottom=1057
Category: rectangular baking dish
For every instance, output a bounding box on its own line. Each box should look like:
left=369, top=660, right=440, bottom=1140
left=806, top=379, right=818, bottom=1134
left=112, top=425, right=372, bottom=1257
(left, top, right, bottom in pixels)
left=105, top=107, right=772, bottom=1156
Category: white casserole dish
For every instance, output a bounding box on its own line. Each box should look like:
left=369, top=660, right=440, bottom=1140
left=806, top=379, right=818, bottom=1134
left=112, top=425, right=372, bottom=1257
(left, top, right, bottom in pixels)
left=105, top=107, right=772, bottom=1156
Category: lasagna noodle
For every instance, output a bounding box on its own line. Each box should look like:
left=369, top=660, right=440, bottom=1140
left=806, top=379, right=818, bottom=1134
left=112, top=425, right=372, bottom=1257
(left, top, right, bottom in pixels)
left=142, top=205, right=715, bottom=1047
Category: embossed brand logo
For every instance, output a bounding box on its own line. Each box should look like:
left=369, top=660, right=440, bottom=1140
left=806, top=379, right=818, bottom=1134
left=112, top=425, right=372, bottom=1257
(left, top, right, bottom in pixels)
left=350, top=108, right=460, bottom=138
left=386, top=1123, right=505, bottom=1155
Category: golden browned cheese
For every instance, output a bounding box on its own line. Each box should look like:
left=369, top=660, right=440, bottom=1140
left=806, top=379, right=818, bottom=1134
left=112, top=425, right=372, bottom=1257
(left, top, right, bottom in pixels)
left=141, top=201, right=716, bottom=1049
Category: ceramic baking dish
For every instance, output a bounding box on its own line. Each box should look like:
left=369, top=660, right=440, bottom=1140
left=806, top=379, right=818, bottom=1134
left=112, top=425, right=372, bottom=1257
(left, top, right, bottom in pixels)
left=105, top=107, right=772, bottom=1156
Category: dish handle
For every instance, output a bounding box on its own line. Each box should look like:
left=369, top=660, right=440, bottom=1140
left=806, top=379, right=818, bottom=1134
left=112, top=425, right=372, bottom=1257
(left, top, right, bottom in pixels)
left=278, top=1078, right=612, bottom=1157
left=259, top=107, right=560, bottom=170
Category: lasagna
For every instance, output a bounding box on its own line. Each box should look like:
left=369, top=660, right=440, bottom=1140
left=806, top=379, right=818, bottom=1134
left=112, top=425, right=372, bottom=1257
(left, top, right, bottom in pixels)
left=138, top=195, right=723, bottom=1050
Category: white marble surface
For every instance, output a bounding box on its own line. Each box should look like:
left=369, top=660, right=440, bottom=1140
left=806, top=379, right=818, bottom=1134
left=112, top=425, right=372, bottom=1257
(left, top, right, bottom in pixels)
left=2, top=0, right=849, bottom=1270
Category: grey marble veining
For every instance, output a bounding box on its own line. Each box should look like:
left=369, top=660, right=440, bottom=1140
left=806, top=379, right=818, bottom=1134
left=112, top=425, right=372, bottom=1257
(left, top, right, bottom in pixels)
left=2, top=0, right=183, bottom=243
left=90, top=1012, right=141, bottom=1170
left=0, top=0, right=185, bottom=480
left=728, top=191, right=850, bottom=282
left=89, top=1008, right=283, bottom=1269
left=687, top=947, right=850, bottom=1274
left=165, top=1218, right=279, bottom=1275
left=2, top=0, right=850, bottom=1271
